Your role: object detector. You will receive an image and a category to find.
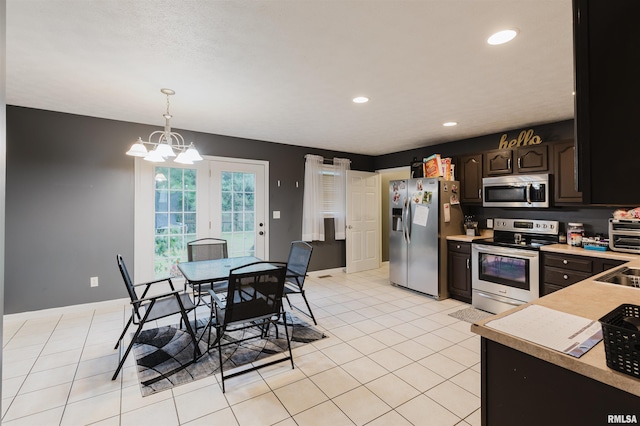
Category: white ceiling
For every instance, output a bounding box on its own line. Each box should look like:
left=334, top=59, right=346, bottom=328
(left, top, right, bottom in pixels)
left=6, top=0, right=574, bottom=156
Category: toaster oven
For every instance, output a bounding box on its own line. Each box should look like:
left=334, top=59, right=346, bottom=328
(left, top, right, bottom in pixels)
left=609, top=219, right=640, bottom=253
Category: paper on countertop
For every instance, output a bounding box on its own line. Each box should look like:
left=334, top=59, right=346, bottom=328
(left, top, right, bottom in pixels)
left=485, top=305, right=603, bottom=358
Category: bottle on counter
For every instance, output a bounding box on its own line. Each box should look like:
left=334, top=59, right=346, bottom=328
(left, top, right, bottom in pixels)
left=567, top=223, right=584, bottom=247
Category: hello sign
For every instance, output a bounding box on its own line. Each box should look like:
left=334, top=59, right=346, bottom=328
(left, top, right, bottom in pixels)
left=498, top=129, right=543, bottom=149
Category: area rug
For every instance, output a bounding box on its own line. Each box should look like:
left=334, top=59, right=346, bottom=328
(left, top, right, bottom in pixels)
left=132, top=312, right=325, bottom=396
left=448, top=307, right=494, bottom=324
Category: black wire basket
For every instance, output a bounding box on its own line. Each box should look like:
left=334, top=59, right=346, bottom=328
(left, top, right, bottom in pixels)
left=599, top=304, right=640, bottom=378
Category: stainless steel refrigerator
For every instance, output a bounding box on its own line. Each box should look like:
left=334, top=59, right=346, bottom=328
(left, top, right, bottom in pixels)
left=389, top=178, right=463, bottom=299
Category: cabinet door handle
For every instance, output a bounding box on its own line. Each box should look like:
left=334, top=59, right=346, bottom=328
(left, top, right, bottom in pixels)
left=563, top=259, right=568, bottom=265
left=456, top=244, right=461, bottom=249
left=507, top=158, right=511, bottom=170
left=479, top=188, right=482, bottom=199
left=563, top=274, right=569, bottom=280
left=466, top=258, right=470, bottom=269
left=518, top=157, right=522, bottom=168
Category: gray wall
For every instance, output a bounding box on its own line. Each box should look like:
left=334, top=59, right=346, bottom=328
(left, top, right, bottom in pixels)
left=5, top=106, right=374, bottom=314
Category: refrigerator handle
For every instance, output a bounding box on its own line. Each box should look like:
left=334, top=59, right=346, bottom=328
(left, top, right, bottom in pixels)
left=401, top=198, right=408, bottom=242
left=404, top=198, right=411, bottom=244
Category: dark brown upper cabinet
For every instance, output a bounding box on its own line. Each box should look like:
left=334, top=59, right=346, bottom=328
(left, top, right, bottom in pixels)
left=515, top=145, right=548, bottom=173
left=574, top=0, right=640, bottom=205
left=485, top=145, right=548, bottom=177
left=484, top=149, right=512, bottom=176
left=459, top=154, right=483, bottom=204
left=554, top=140, right=582, bottom=204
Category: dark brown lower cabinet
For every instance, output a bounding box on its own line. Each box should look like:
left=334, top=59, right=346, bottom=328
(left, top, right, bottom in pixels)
left=541, top=252, right=626, bottom=296
left=448, top=241, right=471, bottom=303
left=481, top=338, right=640, bottom=426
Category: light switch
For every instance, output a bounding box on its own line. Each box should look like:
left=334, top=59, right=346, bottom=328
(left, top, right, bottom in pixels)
left=273, top=210, right=280, bottom=219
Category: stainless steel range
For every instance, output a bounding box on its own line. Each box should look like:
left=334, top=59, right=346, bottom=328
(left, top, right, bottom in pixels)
left=472, top=218, right=559, bottom=314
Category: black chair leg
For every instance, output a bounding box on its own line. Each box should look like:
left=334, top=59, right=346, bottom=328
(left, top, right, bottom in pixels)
left=112, top=321, right=144, bottom=380
left=115, top=315, right=134, bottom=349
left=282, top=310, right=294, bottom=369
left=178, top=305, right=201, bottom=360
left=217, top=326, right=226, bottom=393
left=300, top=292, right=317, bottom=325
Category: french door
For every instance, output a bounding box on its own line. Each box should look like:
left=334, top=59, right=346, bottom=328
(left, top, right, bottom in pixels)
left=134, top=156, right=268, bottom=283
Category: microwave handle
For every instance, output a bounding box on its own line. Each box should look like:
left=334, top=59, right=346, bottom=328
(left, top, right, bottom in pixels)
left=526, top=183, right=532, bottom=204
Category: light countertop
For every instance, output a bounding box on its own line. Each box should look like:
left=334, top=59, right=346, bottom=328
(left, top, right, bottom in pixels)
left=541, top=243, right=640, bottom=261
left=471, top=261, right=640, bottom=396
left=446, top=230, right=493, bottom=242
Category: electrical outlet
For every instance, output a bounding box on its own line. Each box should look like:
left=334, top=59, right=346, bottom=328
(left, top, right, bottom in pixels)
left=487, top=218, right=494, bottom=229
left=90, top=276, right=99, bottom=287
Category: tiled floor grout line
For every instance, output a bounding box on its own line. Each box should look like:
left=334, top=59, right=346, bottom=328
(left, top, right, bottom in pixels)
left=1, top=314, right=68, bottom=424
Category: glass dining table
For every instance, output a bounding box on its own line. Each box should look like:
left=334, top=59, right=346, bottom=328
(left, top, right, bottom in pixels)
left=177, top=255, right=263, bottom=286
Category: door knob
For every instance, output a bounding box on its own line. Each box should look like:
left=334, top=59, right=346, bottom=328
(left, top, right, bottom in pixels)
left=348, top=225, right=353, bottom=229
left=259, top=231, right=264, bottom=235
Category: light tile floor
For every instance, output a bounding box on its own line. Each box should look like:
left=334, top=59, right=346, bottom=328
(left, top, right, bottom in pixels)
left=2, top=264, right=481, bottom=426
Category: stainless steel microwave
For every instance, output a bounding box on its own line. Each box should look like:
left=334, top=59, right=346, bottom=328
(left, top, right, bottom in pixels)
left=482, top=174, right=550, bottom=208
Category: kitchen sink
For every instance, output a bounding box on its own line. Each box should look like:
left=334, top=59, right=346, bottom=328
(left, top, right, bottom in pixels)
left=595, top=266, right=640, bottom=288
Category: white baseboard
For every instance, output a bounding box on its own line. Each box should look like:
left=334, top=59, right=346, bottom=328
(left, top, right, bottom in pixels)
left=308, top=267, right=345, bottom=278
left=4, top=297, right=130, bottom=322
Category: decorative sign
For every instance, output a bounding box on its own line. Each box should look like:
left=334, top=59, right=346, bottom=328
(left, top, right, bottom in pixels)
left=498, top=129, right=543, bottom=149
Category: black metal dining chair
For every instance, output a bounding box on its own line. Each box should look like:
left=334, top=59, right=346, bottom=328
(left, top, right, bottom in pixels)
left=112, top=254, right=200, bottom=380
left=206, top=261, right=293, bottom=393
left=283, top=241, right=316, bottom=324
left=185, top=238, right=229, bottom=304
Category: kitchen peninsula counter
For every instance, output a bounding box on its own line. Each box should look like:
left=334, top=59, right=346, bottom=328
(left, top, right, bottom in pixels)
left=471, top=264, right=640, bottom=425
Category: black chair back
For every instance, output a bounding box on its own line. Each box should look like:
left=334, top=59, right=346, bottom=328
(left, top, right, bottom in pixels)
left=187, top=238, right=228, bottom=262
left=117, top=254, right=141, bottom=315
left=223, top=262, right=287, bottom=325
left=287, top=241, right=313, bottom=287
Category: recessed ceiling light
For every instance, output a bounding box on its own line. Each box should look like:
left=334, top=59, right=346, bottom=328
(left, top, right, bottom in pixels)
left=443, top=121, right=458, bottom=127
left=353, top=96, right=369, bottom=104
left=487, top=29, right=518, bottom=45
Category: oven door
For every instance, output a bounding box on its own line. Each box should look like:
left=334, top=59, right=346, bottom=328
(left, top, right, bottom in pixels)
left=472, top=243, right=540, bottom=313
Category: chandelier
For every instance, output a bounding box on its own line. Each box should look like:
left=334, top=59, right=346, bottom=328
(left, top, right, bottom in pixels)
left=126, top=88, right=203, bottom=164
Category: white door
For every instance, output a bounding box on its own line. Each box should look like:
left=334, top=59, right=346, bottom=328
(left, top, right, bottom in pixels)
left=209, top=158, right=268, bottom=259
left=346, top=170, right=381, bottom=273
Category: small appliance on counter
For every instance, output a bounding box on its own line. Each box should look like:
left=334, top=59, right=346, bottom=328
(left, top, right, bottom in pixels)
left=464, top=215, right=480, bottom=236
left=609, top=218, right=640, bottom=253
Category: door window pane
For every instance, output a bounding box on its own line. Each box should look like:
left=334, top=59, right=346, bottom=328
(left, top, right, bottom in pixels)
left=221, top=171, right=256, bottom=257
left=154, top=167, right=196, bottom=278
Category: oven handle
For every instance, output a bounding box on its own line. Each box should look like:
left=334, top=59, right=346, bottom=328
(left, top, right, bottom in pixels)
left=473, top=244, right=539, bottom=259
left=474, top=290, right=524, bottom=307
left=526, top=183, right=532, bottom=204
